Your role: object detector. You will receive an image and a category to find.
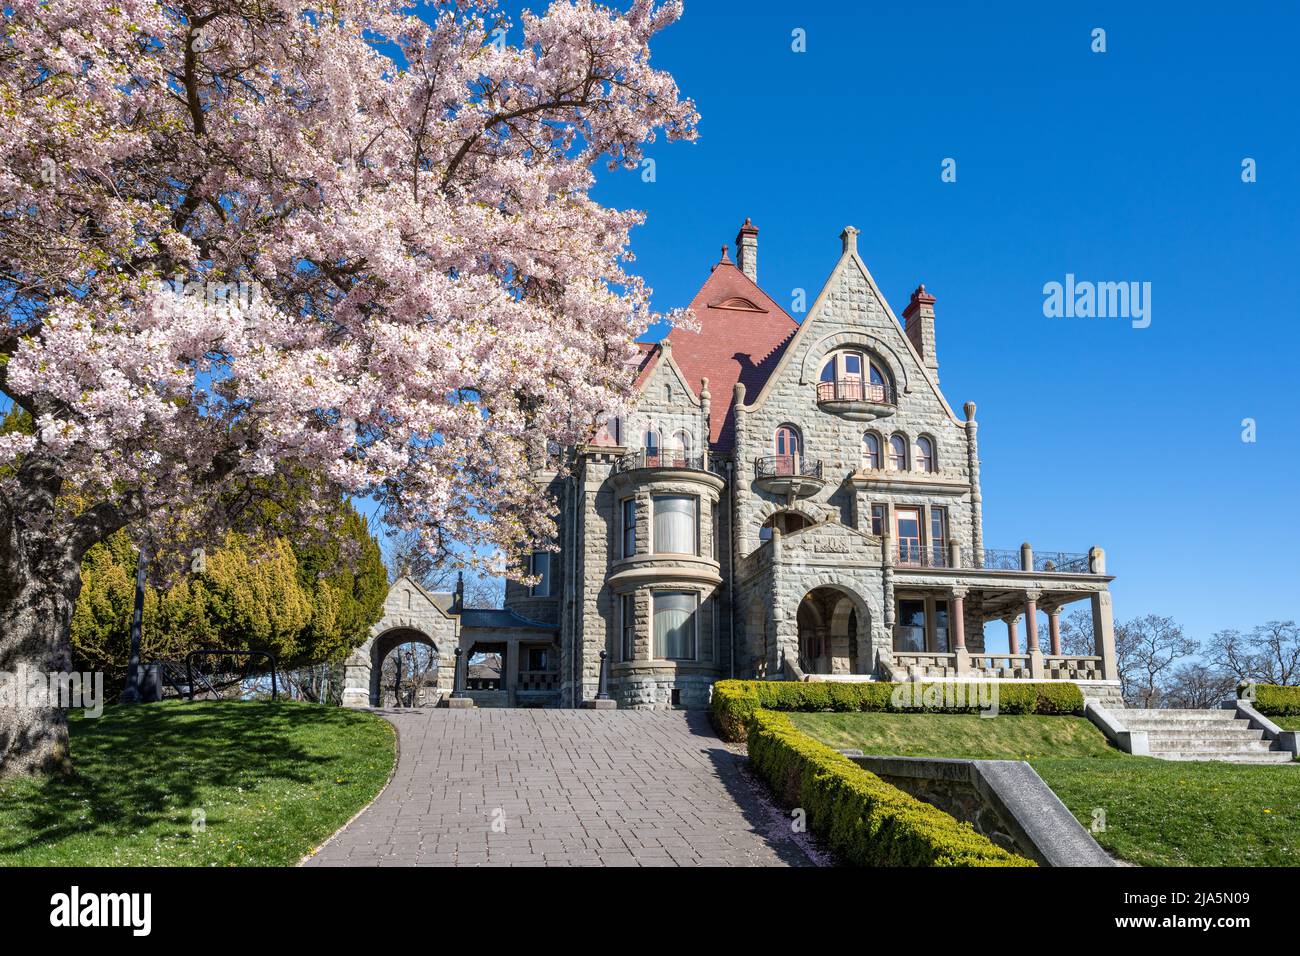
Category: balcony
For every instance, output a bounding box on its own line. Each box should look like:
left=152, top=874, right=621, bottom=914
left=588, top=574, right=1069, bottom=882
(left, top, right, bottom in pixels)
left=615, top=449, right=706, bottom=473
left=815, top=379, right=897, bottom=421
left=893, top=544, right=1101, bottom=575
left=754, top=455, right=825, bottom=498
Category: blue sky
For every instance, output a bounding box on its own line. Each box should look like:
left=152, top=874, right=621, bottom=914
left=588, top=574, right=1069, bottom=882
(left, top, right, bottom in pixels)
left=10, top=3, right=1295, bottom=647
left=579, top=1, right=1299, bottom=643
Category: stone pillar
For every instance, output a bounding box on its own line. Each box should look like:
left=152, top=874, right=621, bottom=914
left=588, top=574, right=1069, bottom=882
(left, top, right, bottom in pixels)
left=1020, top=541, right=1034, bottom=572
left=342, top=649, right=372, bottom=709
left=964, top=403, right=983, bottom=555
left=1091, top=589, right=1118, bottom=682
left=1025, top=591, right=1043, bottom=678
left=1004, top=614, right=1021, bottom=656
left=949, top=588, right=967, bottom=675
left=1047, top=605, right=1062, bottom=656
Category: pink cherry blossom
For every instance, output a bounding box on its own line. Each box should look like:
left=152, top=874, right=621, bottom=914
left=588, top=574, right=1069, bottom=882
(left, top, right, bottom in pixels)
left=0, top=0, right=697, bottom=775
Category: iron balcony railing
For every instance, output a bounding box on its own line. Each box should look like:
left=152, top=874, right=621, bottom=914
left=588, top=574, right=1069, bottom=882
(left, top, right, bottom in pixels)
left=615, top=449, right=706, bottom=473
left=754, top=455, right=824, bottom=480
left=815, top=379, right=897, bottom=405
left=893, top=545, right=1097, bottom=575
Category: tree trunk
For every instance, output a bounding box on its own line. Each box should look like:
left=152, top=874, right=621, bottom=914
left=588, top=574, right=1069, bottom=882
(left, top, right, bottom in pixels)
left=0, top=463, right=115, bottom=778
left=0, top=559, right=79, bottom=778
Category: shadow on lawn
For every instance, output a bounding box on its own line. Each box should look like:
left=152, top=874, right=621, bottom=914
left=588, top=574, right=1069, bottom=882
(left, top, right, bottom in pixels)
left=0, top=701, right=360, bottom=858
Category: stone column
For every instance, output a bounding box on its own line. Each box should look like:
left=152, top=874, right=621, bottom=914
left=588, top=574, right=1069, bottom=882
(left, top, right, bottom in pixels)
left=1004, top=614, right=1021, bottom=656
left=1025, top=591, right=1043, bottom=678
left=1091, top=589, right=1118, bottom=682
left=949, top=588, right=968, bottom=675
left=1047, top=605, right=1062, bottom=656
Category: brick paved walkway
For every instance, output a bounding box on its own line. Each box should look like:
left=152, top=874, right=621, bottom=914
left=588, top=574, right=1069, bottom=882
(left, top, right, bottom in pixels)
left=304, top=708, right=814, bottom=867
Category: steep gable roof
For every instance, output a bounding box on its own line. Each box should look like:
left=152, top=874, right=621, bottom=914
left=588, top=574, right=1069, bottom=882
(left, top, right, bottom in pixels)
left=655, top=248, right=798, bottom=450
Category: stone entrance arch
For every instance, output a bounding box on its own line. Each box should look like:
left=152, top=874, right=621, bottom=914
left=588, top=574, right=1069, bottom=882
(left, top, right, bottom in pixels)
left=343, top=576, right=459, bottom=708
left=796, top=584, right=872, bottom=675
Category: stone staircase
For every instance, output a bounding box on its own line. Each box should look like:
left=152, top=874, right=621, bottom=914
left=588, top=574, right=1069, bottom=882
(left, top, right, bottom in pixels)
left=1118, top=708, right=1295, bottom=764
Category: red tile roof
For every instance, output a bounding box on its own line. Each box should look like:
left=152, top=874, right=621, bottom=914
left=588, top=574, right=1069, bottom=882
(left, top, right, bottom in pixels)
left=657, top=250, right=798, bottom=450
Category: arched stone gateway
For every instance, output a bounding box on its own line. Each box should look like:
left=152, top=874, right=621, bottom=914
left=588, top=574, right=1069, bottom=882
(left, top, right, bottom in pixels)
left=342, top=576, right=458, bottom=708
left=795, top=584, right=874, bottom=676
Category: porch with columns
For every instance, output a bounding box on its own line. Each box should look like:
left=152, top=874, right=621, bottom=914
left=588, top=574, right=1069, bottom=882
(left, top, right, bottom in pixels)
left=885, top=543, right=1118, bottom=683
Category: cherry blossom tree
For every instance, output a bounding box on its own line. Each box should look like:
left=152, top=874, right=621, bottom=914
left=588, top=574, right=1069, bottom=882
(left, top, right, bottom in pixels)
left=0, top=0, right=697, bottom=776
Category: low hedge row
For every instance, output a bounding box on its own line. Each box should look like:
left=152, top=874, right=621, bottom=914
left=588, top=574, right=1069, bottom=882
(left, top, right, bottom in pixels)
left=1244, top=684, right=1300, bottom=717
left=712, top=679, right=1085, bottom=742
left=747, top=710, right=1034, bottom=867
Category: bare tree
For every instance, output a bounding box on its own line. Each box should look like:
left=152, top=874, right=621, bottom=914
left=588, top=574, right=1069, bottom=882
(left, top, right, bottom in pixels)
left=378, top=643, right=441, bottom=707
left=1117, top=615, right=1199, bottom=708
left=1206, top=621, right=1300, bottom=686
left=1058, top=608, right=1096, bottom=656
left=382, top=528, right=504, bottom=608
left=1160, top=662, right=1236, bottom=709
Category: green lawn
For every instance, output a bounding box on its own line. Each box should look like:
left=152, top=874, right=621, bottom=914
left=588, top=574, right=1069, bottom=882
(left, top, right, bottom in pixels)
left=789, top=712, right=1300, bottom=867
left=0, top=701, right=395, bottom=866
left=1276, top=716, right=1300, bottom=731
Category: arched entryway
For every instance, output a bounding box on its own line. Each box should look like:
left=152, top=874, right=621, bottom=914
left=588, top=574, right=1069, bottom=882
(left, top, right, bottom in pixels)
left=797, top=585, right=871, bottom=675
left=370, top=627, right=443, bottom=707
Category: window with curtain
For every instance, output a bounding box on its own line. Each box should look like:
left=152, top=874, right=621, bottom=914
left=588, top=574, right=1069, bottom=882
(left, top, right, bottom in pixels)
left=889, top=434, right=908, bottom=470
left=917, top=436, right=935, bottom=473
left=652, top=495, right=697, bottom=554
left=653, top=591, right=698, bottom=660
left=621, top=498, right=637, bottom=558
left=863, top=432, right=881, bottom=469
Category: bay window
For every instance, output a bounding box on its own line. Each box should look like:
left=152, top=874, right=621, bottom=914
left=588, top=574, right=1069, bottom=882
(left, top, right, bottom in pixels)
left=652, top=495, right=698, bottom=555
left=653, top=591, right=698, bottom=661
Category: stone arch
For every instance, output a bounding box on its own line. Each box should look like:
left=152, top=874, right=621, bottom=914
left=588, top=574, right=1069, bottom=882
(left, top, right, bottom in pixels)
left=797, top=329, right=913, bottom=395
left=367, top=626, right=445, bottom=707
left=783, top=579, right=881, bottom=677
left=342, top=576, right=459, bottom=707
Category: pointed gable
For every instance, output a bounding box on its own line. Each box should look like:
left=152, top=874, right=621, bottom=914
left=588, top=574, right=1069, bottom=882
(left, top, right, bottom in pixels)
left=659, top=253, right=798, bottom=450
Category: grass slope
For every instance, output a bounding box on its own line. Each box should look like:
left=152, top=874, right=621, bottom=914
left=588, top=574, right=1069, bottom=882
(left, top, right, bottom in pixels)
left=0, top=701, right=395, bottom=866
left=790, top=712, right=1299, bottom=867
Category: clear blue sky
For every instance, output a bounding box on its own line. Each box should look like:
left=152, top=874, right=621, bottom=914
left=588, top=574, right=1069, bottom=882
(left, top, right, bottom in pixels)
left=578, top=1, right=1299, bottom=642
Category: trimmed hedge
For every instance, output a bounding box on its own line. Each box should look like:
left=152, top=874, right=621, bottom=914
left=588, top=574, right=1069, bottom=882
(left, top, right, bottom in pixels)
left=747, top=710, right=1034, bottom=866
left=1244, top=684, right=1300, bottom=717
left=712, top=679, right=1085, bottom=742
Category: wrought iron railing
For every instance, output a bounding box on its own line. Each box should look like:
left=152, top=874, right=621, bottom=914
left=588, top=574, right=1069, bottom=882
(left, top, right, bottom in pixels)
left=754, top=455, right=823, bottom=480
left=891, top=546, right=1099, bottom=575
left=615, top=449, right=706, bottom=473
left=815, top=380, right=896, bottom=405
left=895, top=542, right=949, bottom=568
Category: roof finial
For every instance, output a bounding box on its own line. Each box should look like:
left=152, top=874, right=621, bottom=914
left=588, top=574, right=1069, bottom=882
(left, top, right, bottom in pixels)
left=720, top=244, right=731, bottom=263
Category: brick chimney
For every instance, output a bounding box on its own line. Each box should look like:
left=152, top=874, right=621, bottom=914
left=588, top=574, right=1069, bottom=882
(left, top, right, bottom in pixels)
left=735, top=218, right=758, bottom=283
left=903, top=284, right=939, bottom=383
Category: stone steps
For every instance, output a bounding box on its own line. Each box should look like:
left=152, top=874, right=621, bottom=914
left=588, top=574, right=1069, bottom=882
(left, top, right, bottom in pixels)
left=1142, top=751, right=1294, bottom=764
left=1112, top=707, right=1296, bottom=765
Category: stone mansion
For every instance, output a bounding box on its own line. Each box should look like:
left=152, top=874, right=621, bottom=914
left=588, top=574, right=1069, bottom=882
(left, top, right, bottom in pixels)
left=344, top=220, right=1120, bottom=710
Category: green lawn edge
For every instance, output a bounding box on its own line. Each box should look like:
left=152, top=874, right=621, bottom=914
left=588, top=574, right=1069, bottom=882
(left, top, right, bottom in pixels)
left=0, top=700, right=396, bottom=867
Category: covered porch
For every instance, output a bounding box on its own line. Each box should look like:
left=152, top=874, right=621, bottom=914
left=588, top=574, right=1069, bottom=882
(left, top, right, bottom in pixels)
left=885, top=544, right=1117, bottom=683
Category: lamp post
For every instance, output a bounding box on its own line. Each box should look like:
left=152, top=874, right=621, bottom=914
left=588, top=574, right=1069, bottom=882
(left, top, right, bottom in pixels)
left=596, top=649, right=611, bottom=701
left=451, top=647, right=466, bottom=699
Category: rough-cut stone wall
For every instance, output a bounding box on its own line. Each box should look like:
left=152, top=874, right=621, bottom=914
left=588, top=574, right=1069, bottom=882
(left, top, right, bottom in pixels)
left=343, top=577, right=459, bottom=707
left=734, top=250, right=975, bottom=560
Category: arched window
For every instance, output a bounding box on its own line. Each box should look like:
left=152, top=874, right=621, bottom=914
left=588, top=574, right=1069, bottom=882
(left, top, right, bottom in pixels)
left=916, top=436, right=935, bottom=473
left=672, top=430, right=693, bottom=467
left=819, top=350, right=890, bottom=401
left=771, top=424, right=803, bottom=478
left=862, top=432, right=882, bottom=470
left=644, top=428, right=661, bottom=466
left=888, top=434, right=908, bottom=471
